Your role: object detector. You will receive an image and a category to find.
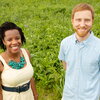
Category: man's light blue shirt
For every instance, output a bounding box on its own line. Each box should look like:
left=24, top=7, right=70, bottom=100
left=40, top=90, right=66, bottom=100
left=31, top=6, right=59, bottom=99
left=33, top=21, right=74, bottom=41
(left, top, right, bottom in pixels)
left=58, top=32, right=100, bottom=100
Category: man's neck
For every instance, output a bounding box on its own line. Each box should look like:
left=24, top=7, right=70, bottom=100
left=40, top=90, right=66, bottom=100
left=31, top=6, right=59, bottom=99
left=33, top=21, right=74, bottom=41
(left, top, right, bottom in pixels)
left=75, top=32, right=91, bottom=42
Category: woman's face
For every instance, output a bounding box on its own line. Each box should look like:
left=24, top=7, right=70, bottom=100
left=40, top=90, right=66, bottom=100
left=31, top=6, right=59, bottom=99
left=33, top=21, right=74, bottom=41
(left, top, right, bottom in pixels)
left=3, top=29, right=22, bottom=54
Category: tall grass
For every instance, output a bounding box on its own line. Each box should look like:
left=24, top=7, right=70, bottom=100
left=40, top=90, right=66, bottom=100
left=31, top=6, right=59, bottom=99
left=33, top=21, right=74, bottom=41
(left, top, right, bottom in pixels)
left=0, top=0, right=100, bottom=99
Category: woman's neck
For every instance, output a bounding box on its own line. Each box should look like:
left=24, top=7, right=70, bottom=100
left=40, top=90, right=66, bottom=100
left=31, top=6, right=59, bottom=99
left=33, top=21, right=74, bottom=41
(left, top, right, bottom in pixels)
left=5, top=50, right=21, bottom=60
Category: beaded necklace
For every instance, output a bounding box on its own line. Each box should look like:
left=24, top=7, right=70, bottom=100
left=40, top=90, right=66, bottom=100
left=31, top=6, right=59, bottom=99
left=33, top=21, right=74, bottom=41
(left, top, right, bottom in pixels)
left=8, top=56, right=26, bottom=69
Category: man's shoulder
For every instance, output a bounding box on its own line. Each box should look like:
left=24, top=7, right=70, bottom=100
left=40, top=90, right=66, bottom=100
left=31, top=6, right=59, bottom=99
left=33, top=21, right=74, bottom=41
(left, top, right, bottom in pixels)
left=92, top=35, right=100, bottom=51
left=93, top=35, right=100, bottom=43
left=61, top=34, right=74, bottom=44
left=94, top=36, right=100, bottom=40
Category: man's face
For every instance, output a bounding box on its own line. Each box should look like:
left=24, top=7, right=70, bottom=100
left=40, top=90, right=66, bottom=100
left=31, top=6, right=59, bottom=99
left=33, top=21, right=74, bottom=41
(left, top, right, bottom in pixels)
left=72, top=10, right=93, bottom=37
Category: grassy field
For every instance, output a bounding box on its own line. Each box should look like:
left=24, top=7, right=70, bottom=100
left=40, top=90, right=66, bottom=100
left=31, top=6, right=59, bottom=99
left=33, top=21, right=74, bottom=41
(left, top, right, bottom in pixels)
left=0, top=0, right=100, bottom=100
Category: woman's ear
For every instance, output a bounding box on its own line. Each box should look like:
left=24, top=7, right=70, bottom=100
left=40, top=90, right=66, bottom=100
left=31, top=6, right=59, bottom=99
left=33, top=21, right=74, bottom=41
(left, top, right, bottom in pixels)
left=2, top=39, right=6, bottom=45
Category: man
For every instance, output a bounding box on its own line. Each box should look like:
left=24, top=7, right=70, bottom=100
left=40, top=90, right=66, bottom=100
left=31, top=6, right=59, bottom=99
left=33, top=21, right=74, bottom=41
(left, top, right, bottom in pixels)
left=58, top=3, right=100, bottom=100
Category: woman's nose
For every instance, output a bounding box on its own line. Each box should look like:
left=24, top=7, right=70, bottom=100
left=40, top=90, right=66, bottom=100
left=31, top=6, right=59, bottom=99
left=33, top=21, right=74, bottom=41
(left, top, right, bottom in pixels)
left=12, top=39, right=18, bottom=44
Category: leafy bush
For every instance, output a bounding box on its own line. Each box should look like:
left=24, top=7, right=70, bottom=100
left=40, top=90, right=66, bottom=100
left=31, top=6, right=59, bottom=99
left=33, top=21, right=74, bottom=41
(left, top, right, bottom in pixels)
left=0, top=0, right=100, bottom=99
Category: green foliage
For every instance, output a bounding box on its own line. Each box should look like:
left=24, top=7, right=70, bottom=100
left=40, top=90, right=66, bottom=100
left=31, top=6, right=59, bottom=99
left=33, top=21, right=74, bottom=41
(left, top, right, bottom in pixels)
left=0, top=0, right=100, bottom=99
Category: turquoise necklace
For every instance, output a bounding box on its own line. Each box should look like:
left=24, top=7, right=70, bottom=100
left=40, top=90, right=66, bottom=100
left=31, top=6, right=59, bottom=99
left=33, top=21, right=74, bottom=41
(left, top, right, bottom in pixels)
left=8, top=57, right=26, bottom=69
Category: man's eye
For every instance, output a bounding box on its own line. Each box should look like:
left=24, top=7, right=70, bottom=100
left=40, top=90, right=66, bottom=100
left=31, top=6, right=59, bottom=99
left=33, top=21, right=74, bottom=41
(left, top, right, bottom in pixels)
left=76, top=19, right=81, bottom=22
left=85, top=19, right=90, bottom=22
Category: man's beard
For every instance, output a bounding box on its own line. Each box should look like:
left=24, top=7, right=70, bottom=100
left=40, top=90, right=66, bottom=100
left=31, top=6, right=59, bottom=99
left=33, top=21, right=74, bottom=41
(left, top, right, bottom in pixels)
left=74, top=27, right=91, bottom=37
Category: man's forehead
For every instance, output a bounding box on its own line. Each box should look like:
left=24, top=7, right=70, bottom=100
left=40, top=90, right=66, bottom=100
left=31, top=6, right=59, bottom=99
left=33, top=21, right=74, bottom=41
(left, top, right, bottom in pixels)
left=74, top=10, right=92, bottom=18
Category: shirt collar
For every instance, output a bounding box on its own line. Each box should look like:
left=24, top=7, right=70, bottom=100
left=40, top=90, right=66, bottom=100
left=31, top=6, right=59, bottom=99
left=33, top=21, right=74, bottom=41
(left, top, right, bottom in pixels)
left=73, top=31, right=94, bottom=45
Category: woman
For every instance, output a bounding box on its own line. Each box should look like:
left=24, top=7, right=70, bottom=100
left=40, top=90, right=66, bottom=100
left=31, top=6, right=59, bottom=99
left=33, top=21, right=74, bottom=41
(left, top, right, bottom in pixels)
left=0, top=22, right=38, bottom=100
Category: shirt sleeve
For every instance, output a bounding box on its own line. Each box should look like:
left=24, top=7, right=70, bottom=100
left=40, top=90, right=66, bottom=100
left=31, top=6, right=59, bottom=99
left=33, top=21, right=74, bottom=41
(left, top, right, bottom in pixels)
left=58, top=40, right=65, bottom=61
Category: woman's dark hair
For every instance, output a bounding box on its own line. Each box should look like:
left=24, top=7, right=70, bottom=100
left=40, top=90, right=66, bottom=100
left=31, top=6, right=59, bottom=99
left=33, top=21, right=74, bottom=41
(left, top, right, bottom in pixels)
left=0, top=22, right=26, bottom=50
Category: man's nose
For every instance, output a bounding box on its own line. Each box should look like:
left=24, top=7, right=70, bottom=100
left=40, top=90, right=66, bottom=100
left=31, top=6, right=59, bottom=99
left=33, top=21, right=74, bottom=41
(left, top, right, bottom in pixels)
left=80, top=20, right=85, bottom=27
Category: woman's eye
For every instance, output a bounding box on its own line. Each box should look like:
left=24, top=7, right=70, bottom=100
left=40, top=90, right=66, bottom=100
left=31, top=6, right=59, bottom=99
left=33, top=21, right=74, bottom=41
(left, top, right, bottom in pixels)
left=16, top=37, right=21, bottom=40
left=16, top=38, right=19, bottom=40
left=7, top=39, right=12, bottom=41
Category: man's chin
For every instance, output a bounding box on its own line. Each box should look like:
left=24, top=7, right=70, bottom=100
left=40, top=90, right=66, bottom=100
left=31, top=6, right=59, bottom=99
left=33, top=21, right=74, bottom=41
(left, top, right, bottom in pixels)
left=78, top=32, right=85, bottom=36
left=76, top=30, right=89, bottom=36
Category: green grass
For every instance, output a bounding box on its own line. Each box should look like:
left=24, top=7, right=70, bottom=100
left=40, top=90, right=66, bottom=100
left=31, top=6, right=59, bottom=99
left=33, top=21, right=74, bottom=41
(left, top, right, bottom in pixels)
left=0, top=0, right=100, bottom=100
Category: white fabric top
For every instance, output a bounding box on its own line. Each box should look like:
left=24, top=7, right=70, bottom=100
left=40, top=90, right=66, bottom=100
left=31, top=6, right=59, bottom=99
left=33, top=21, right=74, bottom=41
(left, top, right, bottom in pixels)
left=0, top=48, right=34, bottom=87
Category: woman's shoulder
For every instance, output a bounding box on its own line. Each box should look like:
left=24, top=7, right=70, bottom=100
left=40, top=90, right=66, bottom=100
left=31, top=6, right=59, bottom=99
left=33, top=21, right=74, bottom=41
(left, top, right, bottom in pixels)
left=0, top=52, right=7, bottom=61
left=0, top=53, right=5, bottom=72
left=21, top=48, right=31, bottom=60
left=0, top=61, right=3, bottom=72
